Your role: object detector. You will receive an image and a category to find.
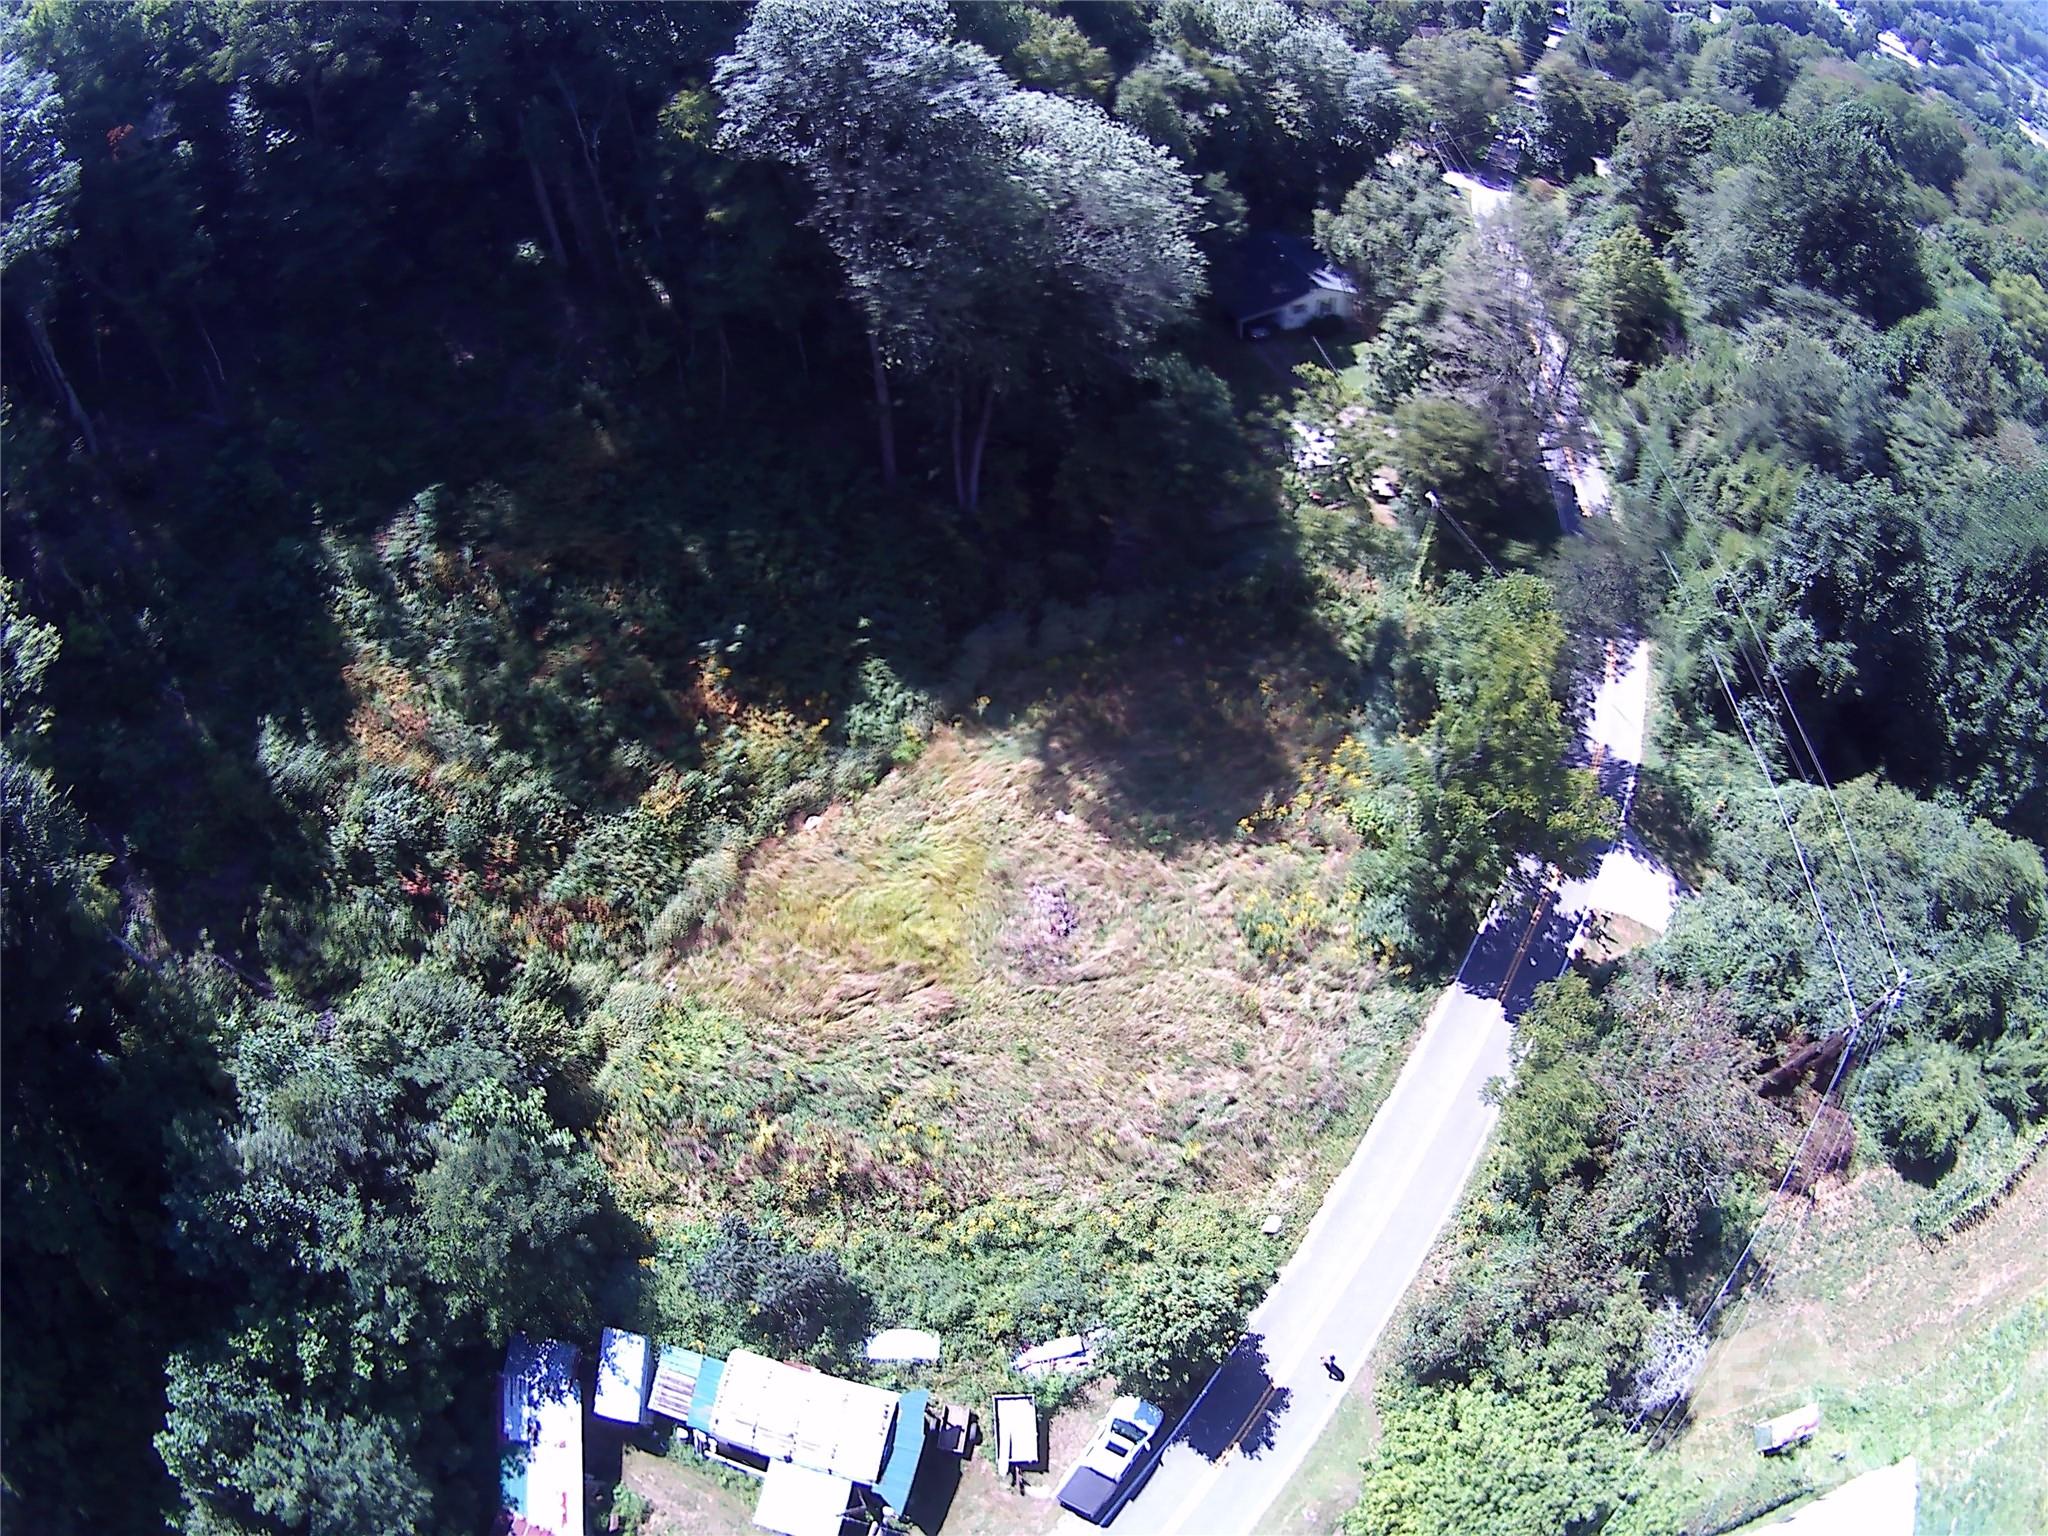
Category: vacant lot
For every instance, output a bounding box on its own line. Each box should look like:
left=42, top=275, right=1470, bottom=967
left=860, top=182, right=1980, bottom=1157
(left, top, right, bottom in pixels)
left=629, top=633, right=1419, bottom=1229
left=1661, top=1161, right=2048, bottom=1534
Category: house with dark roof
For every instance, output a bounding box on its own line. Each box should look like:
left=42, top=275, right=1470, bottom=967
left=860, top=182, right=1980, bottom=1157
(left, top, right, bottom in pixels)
left=1215, top=233, right=1358, bottom=338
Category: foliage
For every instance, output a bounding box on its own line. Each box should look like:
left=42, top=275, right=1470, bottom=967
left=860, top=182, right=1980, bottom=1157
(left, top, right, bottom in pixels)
left=1682, top=103, right=1931, bottom=325
left=1610, top=98, right=1727, bottom=244
left=1116, top=0, right=1405, bottom=221
left=1099, top=1204, right=1272, bottom=1403
left=1400, top=28, right=1519, bottom=160
left=717, top=0, right=1204, bottom=504
left=1348, top=1363, right=1645, bottom=1536
left=1316, top=155, right=1469, bottom=322
left=3, top=1, right=2044, bottom=1528
left=1579, top=224, right=1680, bottom=367
left=691, top=1216, right=873, bottom=1359
left=1526, top=52, right=1633, bottom=181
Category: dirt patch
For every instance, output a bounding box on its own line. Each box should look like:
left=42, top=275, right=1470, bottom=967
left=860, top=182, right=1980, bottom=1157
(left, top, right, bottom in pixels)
left=926, top=1387, right=1115, bottom=1535
left=619, top=1446, right=755, bottom=1536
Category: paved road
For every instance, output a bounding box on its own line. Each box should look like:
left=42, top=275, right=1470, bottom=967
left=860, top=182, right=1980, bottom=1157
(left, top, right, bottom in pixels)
left=1062, top=166, right=1674, bottom=1536
left=1091, top=645, right=1662, bottom=1536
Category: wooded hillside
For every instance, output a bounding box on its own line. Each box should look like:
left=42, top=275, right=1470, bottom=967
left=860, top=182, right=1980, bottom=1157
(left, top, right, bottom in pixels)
left=3, top=3, right=2044, bottom=1533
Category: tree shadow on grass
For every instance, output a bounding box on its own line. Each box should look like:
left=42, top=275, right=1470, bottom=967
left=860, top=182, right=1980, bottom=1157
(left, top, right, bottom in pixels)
left=1025, top=600, right=1361, bottom=856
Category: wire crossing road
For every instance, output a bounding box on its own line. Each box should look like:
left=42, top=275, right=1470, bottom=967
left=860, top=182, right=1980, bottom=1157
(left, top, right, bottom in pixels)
left=1096, top=645, right=1665, bottom=1536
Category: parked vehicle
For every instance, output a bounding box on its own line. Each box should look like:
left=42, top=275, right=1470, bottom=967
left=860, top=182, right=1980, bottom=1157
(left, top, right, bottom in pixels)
left=1056, top=1396, right=1166, bottom=1525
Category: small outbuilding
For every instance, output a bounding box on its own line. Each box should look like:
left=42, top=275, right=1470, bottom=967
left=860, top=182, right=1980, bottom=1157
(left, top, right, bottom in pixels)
left=1754, top=1402, right=1822, bottom=1455
left=1216, top=233, right=1358, bottom=338
left=753, top=1461, right=862, bottom=1536
left=994, top=1394, right=1041, bottom=1482
left=652, top=1346, right=931, bottom=1535
left=649, top=1345, right=721, bottom=1427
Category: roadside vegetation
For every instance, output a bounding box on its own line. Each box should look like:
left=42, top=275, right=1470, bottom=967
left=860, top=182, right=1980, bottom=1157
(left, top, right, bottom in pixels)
left=2, top=2, right=1598, bottom=1531
left=1339, top=4, right=2048, bottom=1535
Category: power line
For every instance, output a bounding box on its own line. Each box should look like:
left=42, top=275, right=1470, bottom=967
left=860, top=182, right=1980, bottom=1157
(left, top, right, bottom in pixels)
left=1625, top=410, right=1904, bottom=1012
left=1904, top=935, right=2034, bottom=992
left=1722, top=584, right=1906, bottom=984
left=1689, top=619, right=1864, bottom=1020
left=1426, top=491, right=1502, bottom=575
left=1616, top=387, right=1904, bottom=992
left=1594, top=980, right=1904, bottom=1535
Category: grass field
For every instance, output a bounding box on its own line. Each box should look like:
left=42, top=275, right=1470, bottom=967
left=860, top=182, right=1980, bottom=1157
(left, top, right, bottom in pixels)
left=1261, top=1367, right=1382, bottom=1535
left=628, top=624, right=1423, bottom=1222
left=1656, top=1161, right=2048, bottom=1535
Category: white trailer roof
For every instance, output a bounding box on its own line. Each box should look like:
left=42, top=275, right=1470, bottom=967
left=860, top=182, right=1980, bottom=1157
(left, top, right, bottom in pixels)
left=706, top=1349, right=898, bottom=1483
left=594, top=1328, right=652, bottom=1425
left=863, top=1328, right=942, bottom=1364
left=995, top=1395, right=1040, bottom=1468
left=752, top=1460, right=856, bottom=1536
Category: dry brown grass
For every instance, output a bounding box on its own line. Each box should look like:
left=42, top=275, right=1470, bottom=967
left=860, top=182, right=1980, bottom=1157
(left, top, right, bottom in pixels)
left=660, top=650, right=1402, bottom=1220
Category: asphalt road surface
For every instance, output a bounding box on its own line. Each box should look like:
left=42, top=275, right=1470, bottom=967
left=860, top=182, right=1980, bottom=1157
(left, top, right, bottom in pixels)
left=1092, top=646, right=1660, bottom=1536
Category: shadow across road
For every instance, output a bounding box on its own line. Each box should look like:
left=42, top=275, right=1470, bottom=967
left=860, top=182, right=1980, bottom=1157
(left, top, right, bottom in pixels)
left=1457, top=889, right=1587, bottom=1022
left=1174, top=1334, right=1290, bottom=1463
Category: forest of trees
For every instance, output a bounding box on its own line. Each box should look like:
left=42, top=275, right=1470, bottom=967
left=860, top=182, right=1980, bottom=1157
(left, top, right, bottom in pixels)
left=3, top=1, right=2045, bottom=1533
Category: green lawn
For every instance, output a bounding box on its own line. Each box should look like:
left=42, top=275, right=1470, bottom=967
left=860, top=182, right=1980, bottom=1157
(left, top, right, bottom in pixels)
left=1656, top=1163, right=2048, bottom=1535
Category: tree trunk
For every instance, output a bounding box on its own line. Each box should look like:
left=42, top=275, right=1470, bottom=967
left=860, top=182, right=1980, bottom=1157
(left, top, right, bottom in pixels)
left=25, top=305, right=98, bottom=456
left=966, top=383, right=997, bottom=513
left=553, top=72, right=627, bottom=279
left=525, top=136, right=569, bottom=268
left=950, top=384, right=965, bottom=509
left=868, top=332, right=897, bottom=486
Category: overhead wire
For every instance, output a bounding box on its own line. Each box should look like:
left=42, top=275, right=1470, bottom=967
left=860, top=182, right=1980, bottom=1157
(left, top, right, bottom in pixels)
left=1434, top=95, right=1943, bottom=1517
left=1723, top=582, right=1906, bottom=982
left=1697, top=633, right=1864, bottom=1019
left=1576, top=344, right=1924, bottom=1536
left=1619, top=387, right=1900, bottom=975
left=1626, top=398, right=1905, bottom=1011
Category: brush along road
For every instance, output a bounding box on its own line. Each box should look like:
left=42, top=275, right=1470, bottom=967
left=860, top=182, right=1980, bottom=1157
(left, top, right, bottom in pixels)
left=1094, top=644, right=1664, bottom=1536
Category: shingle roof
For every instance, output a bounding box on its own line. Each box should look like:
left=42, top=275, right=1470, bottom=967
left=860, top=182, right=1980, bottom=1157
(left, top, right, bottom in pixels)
left=1215, top=233, right=1357, bottom=323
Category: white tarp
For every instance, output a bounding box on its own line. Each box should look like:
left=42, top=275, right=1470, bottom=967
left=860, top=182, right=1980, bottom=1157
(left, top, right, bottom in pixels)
left=994, top=1395, right=1040, bottom=1468
left=752, top=1460, right=854, bottom=1536
left=1013, top=1327, right=1105, bottom=1377
left=707, top=1349, right=898, bottom=1483
left=863, top=1328, right=942, bottom=1365
left=594, top=1328, right=651, bottom=1425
